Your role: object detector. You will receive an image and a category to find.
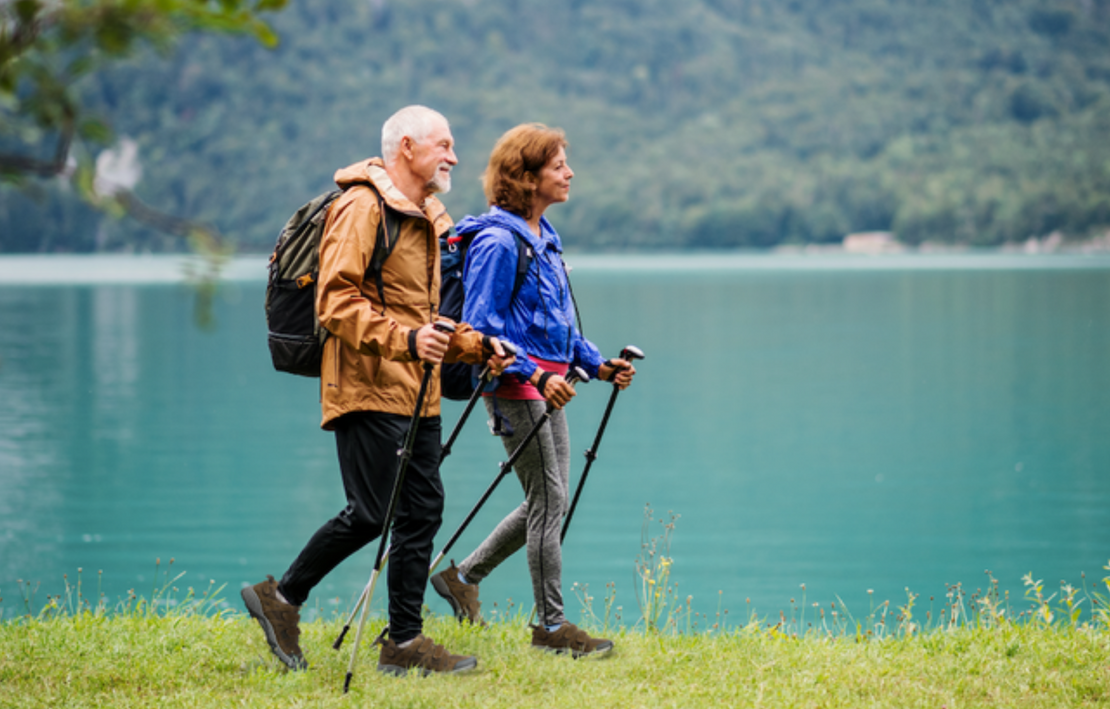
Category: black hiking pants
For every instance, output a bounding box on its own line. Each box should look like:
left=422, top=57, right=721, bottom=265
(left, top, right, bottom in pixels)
left=278, top=411, right=444, bottom=643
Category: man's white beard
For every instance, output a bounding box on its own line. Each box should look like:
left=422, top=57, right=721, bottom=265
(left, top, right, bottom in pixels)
left=427, top=164, right=452, bottom=194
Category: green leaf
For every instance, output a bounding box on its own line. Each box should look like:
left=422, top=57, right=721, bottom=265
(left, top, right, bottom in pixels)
left=77, top=117, right=113, bottom=144
left=250, top=22, right=279, bottom=48
left=13, top=0, right=41, bottom=25
left=66, top=55, right=98, bottom=80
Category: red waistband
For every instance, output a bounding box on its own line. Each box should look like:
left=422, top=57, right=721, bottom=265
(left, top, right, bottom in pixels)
left=488, top=356, right=569, bottom=400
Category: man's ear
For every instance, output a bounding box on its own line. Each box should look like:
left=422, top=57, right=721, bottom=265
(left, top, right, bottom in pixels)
left=400, top=136, right=415, bottom=160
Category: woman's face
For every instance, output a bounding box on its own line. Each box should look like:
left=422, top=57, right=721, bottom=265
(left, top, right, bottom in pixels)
left=532, top=146, right=574, bottom=210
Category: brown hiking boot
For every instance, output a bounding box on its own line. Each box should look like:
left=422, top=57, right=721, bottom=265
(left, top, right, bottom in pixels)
left=241, top=575, right=307, bottom=670
left=377, top=633, right=478, bottom=676
left=531, top=621, right=614, bottom=658
left=430, top=560, right=485, bottom=625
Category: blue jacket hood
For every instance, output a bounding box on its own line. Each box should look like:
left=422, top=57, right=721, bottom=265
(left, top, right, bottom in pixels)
left=455, top=207, right=559, bottom=253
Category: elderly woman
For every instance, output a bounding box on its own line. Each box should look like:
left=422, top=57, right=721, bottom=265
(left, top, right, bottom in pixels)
left=431, top=123, right=635, bottom=656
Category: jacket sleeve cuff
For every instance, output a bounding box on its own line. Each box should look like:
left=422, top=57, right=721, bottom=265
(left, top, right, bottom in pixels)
left=573, top=355, right=601, bottom=381
left=444, top=324, right=485, bottom=364
left=511, top=356, right=538, bottom=381
left=407, top=328, right=419, bottom=361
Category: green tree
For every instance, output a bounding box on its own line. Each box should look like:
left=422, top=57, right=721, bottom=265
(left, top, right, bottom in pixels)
left=1, top=0, right=286, bottom=324
left=5, top=0, right=1110, bottom=254
left=2, top=0, right=284, bottom=176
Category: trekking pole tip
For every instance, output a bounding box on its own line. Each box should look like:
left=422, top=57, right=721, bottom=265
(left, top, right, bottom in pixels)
left=333, top=625, right=350, bottom=650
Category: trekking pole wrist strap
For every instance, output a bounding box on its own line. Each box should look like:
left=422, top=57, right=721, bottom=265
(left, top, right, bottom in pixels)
left=602, top=359, right=619, bottom=381
left=537, top=371, right=554, bottom=396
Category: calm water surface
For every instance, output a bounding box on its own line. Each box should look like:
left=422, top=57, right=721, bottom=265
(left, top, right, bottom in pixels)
left=1, top=253, right=1108, bottom=623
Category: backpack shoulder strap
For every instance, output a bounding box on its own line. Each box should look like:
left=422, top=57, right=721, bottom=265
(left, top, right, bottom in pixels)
left=354, top=181, right=401, bottom=314
left=510, top=232, right=534, bottom=303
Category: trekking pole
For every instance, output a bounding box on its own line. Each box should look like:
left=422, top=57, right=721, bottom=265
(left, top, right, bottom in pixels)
left=526, top=349, right=644, bottom=631
left=427, top=366, right=590, bottom=576
left=441, top=340, right=517, bottom=461
left=336, top=321, right=453, bottom=694
left=334, top=340, right=519, bottom=654
left=358, top=367, right=590, bottom=643
left=561, top=346, right=645, bottom=543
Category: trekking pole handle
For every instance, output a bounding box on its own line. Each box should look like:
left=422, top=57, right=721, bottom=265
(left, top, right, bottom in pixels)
left=425, top=320, right=456, bottom=371
left=472, top=339, right=516, bottom=384
left=603, top=345, right=643, bottom=383
left=620, top=345, right=645, bottom=362
left=540, top=367, right=587, bottom=415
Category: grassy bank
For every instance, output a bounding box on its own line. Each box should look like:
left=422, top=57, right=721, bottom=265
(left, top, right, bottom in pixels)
left=2, top=611, right=1108, bottom=708
left=3, top=532, right=1110, bottom=707
left=3, top=561, right=1110, bottom=709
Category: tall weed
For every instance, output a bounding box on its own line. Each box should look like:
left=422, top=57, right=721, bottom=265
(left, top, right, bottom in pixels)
left=574, top=506, right=1110, bottom=643
left=4, top=557, right=229, bottom=623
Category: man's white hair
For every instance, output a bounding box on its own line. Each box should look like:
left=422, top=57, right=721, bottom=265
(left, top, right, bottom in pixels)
left=381, top=105, right=448, bottom=163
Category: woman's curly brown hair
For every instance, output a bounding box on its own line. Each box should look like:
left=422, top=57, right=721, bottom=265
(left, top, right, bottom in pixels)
left=482, top=123, right=568, bottom=220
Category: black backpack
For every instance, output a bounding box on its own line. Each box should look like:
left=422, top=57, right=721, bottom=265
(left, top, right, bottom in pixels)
left=266, top=182, right=399, bottom=377
left=438, top=229, right=533, bottom=400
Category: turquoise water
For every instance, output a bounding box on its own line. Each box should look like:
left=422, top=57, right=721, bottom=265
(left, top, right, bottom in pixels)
left=1, top=253, right=1108, bottom=625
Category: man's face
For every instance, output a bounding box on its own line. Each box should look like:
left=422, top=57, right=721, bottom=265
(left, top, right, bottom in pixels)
left=408, top=118, right=457, bottom=196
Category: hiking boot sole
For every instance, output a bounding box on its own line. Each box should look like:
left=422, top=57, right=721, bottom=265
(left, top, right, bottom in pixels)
left=376, top=656, right=478, bottom=677
left=533, top=639, right=614, bottom=659
left=430, top=573, right=468, bottom=622
left=241, top=586, right=307, bottom=671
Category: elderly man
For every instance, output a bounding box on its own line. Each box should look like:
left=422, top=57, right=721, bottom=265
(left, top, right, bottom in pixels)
left=242, top=105, right=510, bottom=676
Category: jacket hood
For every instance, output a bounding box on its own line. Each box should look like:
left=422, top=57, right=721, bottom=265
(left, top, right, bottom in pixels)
left=333, top=157, right=446, bottom=221
left=455, top=206, right=558, bottom=251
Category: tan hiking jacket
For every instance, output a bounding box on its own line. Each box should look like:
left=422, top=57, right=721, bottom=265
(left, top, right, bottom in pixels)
left=316, top=158, right=486, bottom=429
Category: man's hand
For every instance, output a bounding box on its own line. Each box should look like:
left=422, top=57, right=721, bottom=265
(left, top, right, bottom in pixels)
left=484, top=337, right=516, bottom=377
left=415, top=322, right=451, bottom=364
left=599, top=358, right=636, bottom=390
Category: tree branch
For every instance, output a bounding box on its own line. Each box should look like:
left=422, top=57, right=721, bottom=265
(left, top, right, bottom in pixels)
left=0, top=119, right=74, bottom=178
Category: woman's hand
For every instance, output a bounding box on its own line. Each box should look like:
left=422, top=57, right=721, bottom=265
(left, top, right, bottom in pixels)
left=599, top=358, right=636, bottom=390
left=533, top=371, right=576, bottom=409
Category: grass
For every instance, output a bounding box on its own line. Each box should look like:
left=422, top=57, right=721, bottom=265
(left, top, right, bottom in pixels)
left=2, top=515, right=1109, bottom=708
left=1, top=607, right=1108, bottom=708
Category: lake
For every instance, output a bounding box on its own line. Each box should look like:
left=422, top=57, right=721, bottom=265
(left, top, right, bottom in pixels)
left=1, top=252, right=1108, bottom=626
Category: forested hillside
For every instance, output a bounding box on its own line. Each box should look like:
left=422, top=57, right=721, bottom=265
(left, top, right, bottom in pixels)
left=2, top=0, right=1109, bottom=252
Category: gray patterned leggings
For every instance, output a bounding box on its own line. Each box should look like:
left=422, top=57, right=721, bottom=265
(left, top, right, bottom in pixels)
left=458, top=398, right=571, bottom=627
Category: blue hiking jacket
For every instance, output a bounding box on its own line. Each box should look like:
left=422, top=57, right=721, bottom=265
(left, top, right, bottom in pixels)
left=456, top=206, right=603, bottom=384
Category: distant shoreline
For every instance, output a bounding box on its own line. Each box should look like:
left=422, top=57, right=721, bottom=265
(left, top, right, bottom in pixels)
left=1, top=250, right=1109, bottom=285
left=0, top=254, right=268, bottom=284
